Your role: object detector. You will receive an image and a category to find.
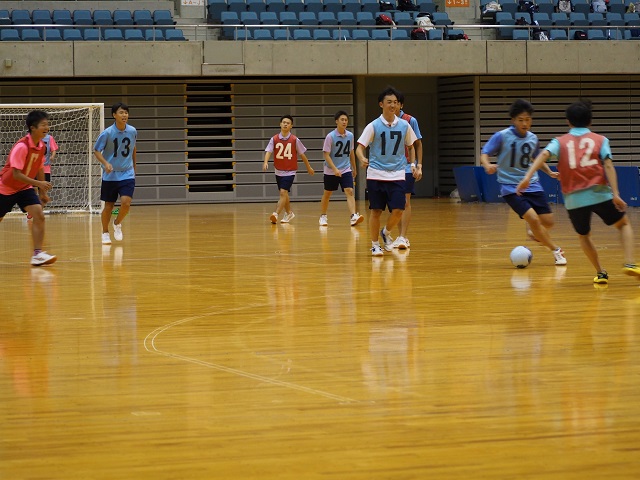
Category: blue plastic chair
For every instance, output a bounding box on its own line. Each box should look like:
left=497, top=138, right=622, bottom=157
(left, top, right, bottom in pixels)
left=273, top=28, right=289, bottom=39
left=313, top=28, right=332, bottom=39
left=73, top=10, right=94, bottom=26
left=427, top=28, right=443, bottom=39
left=235, top=29, right=252, bottom=39
left=0, top=29, right=20, bottom=41
left=11, top=10, right=32, bottom=25
left=293, top=28, right=312, bottom=39
left=32, top=10, right=53, bottom=25
left=62, top=28, right=83, bottom=41
left=144, top=29, right=164, bottom=40
left=0, top=10, right=10, bottom=26
left=133, top=10, right=154, bottom=26
left=371, top=29, right=390, bottom=40
left=165, top=29, right=186, bottom=40
left=83, top=29, right=101, bottom=40
left=114, top=11, right=134, bottom=26
left=21, top=29, right=42, bottom=41
left=53, top=10, right=73, bottom=25
left=104, top=29, right=124, bottom=40
left=42, top=28, right=63, bottom=41
left=351, top=29, right=371, bottom=39
left=549, top=28, right=568, bottom=39
left=512, top=29, right=530, bottom=39
left=124, top=29, right=144, bottom=40
left=153, top=10, right=176, bottom=25
left=93, top=10, right=113, bottom=26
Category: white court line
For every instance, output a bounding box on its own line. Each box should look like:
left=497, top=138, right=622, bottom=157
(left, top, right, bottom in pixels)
left=143, top=307, right=358, bottom=404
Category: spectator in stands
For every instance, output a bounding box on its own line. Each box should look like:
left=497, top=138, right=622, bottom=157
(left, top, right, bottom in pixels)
left=0, top=110, right=57, bottom=266
left=356, top=86, right=418, bottom=256
left=94, top=102, right=137, bottom=245
left=518, top=99, right=640, bottom=284
left=262, top=115, right=315, bottom=224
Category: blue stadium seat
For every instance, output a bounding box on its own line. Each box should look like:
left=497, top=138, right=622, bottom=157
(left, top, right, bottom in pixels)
left=93, top=10, right=113, bottom=26
left=299, top=12, right=318, bottom=25
left=247, top=0, right=267, bottom=13
left=512, top=29, right=530, bottom=39
left=11, top=10, right=32, bottom=25
left=266, top=0, right=286, bottom=14
left=222, top=12, right=241, bottom=37
left=0, top=10, right=10, bottom=26
left=573, top=2, right=591, bottom=15
left=293, top=28, right=312, bottom=39
left=62, top=28, right=83, bottom=41
left=253, top=28, right=273, bottom=39
left=145, top=29, right=164, bottom=40
left=428, top=28, right=443, bottom=39
left=351, top=29, right=371, bottom=39
left=394, top=12, right=413, bottom=26
left=323, top=0, right=343, bottom=14
left=73, top=10, right=94, bottom=26
left=337, top=11, right=357, bottom=26
left=124, top=29, right=144, bottom=40
left=133, top=10, right=154, bottom=26
left=208, top=0, right=228, bottom=21
left=286, top=0, right=306, bottom=13
left=273, top=28, right=290, bottom=39
left=305, top=0, right=325, bottom=14
left=333, top=28, right=351, bottom=39
left=537, top=3, right=556, bottom=15
left=0, top=28, right=20, bottom=41
left=432, top=12, right=453, bottom=26
left=624, top=13, right=640, bottom=25
left=104, top=28, right=124, bottom=40
left=360, top=0, right=380, bottom=14
left=235, top=29, right=252, bottom=39
left=52, top=10, right=73, bottom=25
left=241, top=11, right=261, bottom=25
left=371, top=29, right=390, bottom=40
left=165, top=29, right=186, bottom=40
left=313, top=28, right=332, bottom=39
left=356, top=11, right=375, bottom=28
left=318, top=12, right=338, bottom=25
left=607, top=28, right=624, bottom=39
left=153, top=10, right=176, bottom=25
left=260, top=12, right=279, bottom=24
left=608, top=4, right=627, bottom=15
left=114, top=11, right=134, bottom=26
left=551, top=12, right=571, bottom=27
left=549, top=28, right=568, bottom=40
left=83, top=29, right=101, bottom=40
left=497, top=19, right=516, bottom=40
left=228, top=0, right=248, bottom=14
left=447, top=28, right=465, bottom=39
left=42, top=28, right=63, bottom=41
left=21, top=29, right=41, bottom=41
left=495, top=12, right=514, bottom=23
left=32, top=10, right=53, bottom=25
left=391, top=29, right=410, bottom=39
left=279, top=12, right=299, bottom=25
left=343, top=0, right=362, bottom=13
left=569, top=12, right=589, bottom=26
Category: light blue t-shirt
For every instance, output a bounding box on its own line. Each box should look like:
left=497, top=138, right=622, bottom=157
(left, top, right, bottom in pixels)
left=544, top=127, right=613, bottom=210
left=399, top=111, right=422, bottom=174
left=482, top=126, right=542, bottom=196
left=94, top=123, right=137, bottom=181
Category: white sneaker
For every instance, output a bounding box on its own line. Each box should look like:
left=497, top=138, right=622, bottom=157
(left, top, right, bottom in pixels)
left=281, top=211, right=295, bottom=223
left=102, top=232, right=112, bottom=245
left=553, top=248, right=567, bottom=266
left=392, top=236, right=409, bottom=249
left=405, top=238, right=410, bottom=248
left=380, top=229, right=394, bottom=251
left=319, top=214, right=328, bottom=226
left=371, top=245, right=384, bottom=256
left=270, top=212, right=278, bottom=224
left=350, top=213, right=364, bottom=226
left=113, top=222, right=123, bottom=241
left=31, top=251, right=57, bottom=266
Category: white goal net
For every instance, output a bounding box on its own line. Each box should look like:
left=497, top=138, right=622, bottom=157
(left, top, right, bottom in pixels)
left=0, top=103, right=104, bottom=213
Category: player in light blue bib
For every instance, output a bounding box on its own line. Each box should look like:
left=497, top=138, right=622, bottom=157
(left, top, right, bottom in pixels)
left=94, top=102, right=137, bottom=245
left=480, top=99, right=567, bottom=266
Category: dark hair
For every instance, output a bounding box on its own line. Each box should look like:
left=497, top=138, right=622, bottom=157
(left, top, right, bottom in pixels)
left=396, top=90, right=406, bottom=105
left=565, top=99, right=592, bottom=128
left=378, top=86, right=400, bottom=104
left=280, top=115, right=294, bottom=123
left=334, top=110, right=349, bottom=121
left=509, top=99, right=534, bottom=118
left=112, top=102, right=129, bottom=115
left=26, top=110, right=49, bottom=132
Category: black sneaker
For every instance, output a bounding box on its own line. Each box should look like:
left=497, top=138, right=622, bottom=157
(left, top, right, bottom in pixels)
left=593, top=271, right=608, bottom=284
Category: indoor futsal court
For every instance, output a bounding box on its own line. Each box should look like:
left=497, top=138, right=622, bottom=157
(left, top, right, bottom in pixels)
left=1, top=198, right=640, bottom=479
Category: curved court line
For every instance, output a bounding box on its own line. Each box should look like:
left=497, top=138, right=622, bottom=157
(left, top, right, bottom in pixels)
left=143, top=308, right=358, bottom=404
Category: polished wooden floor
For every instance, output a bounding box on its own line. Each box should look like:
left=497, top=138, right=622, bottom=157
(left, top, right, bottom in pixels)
left=1, top=199, right=640, bottom=479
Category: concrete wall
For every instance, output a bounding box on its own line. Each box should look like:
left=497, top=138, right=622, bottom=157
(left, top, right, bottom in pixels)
left=3, top=40, right=640, bottom=79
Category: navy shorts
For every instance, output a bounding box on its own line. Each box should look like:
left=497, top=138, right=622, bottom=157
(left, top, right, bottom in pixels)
left=324, top=171, right=354, bottom=192
left=367, top=179, right=406, bottom=212
left=503, top=191, right=552, bottom=218
left=275, top=174, right=295, bottom=192
left=567, top=199, right=626, bottom=236
left=403, top=172, right=415, bottom=195
left=0, top=188, right=40, bottom=218
left=101, top=178, right=135, bottom=203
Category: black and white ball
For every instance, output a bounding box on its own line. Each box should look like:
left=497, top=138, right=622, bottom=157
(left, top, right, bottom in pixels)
left=510, top=246, right=532, bottom=269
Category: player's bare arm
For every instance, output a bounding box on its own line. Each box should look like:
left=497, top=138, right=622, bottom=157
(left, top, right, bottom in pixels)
left=480, top=153, right=498, bottom=175
left=301, top=153, right=315, bottom=175
left=517, top=150, right=551, bottom=194
left=603, top=158, right=627, bottom=212
left=262, top=151, right=271, bottom=171
left=94, top=150, right=113, bottom=173
left=356, top=144, right=369, bottom=168
left=323, top=151, right=341, bottom=177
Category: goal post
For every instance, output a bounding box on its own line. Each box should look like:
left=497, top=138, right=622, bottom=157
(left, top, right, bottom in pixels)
left=0, top=103, right=105, bottom=213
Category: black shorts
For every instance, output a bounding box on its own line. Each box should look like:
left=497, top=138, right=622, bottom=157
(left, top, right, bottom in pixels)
left=567, top=199, right=626, bottom=236
left=503, top=191, right=552, bottom=218
left=101, top=178, right=135, bottom=203
left=0, top=188, right=41, bottom=218
left=367, top=179, right=406, bottom=212
left=403, top=172, right=415, bottom=195
left=324, top=171, right=354, bottom=192
left=275, top=174, right=295, bottom=192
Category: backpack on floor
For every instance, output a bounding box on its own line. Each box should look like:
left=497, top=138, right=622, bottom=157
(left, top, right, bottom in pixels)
left=410, top=27, right=428, bottom=39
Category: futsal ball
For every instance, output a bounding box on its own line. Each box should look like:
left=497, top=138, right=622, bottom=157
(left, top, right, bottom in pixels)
left=510, top=246, right=532, bottom=269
